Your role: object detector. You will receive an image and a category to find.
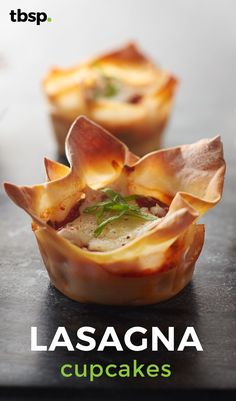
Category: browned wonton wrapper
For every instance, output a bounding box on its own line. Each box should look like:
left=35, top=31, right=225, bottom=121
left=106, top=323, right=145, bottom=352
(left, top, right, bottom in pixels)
left=4, top=117, right=225, bottom=305
left=43, top=43, right=178, bottom=156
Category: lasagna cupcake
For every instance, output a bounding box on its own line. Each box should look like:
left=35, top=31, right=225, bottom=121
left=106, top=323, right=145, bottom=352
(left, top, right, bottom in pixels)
left=43, top=43, right=178, bottom=156
left=4, top=117, right=225, bottom=305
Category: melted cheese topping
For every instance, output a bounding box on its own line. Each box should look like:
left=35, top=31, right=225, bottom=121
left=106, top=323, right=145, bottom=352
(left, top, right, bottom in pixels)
left=57, top=189, right=167, bottom=252
left=59, top=211, right=158, bottom=252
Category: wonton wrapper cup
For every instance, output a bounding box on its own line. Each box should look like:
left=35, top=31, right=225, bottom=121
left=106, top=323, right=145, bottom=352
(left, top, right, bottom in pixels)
left=4, top=117, right=225, bottom=305
left=43, top=43, right=178, bottom=156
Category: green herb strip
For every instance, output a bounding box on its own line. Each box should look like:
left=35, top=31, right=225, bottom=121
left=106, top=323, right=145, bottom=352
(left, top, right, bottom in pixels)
left=92, top=73, right=120, bottom=99
left=83, top=188, right=156, bottom=237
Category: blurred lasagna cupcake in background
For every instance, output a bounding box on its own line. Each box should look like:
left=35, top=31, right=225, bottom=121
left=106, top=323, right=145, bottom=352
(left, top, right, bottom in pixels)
left=43, top=42, right=178, bottom=156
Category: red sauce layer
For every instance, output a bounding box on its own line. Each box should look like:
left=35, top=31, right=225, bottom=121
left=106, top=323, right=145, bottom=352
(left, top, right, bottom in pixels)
left=47, top=199, right=84, bottom=230
left=136, top=196, right=168, bottom=212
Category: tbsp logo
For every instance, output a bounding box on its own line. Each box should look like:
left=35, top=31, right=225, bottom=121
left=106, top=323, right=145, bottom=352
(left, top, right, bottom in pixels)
left=9, top=9, right=52, bottom=25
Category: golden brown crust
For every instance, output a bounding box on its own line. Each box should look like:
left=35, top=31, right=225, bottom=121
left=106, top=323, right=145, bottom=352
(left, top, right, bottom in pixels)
left=128, top=135, right=226, bottom=212
left=93, top=42, right=149, bottom=64
left=44, top=157, right=70, bottom=181
left=65, top=116, right=127, bottom=188
left=4, top=117, right=225, bottom=304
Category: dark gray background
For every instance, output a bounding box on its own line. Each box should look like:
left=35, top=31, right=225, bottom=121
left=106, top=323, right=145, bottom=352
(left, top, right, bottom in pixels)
left=0, top=0, right=236, bottom=398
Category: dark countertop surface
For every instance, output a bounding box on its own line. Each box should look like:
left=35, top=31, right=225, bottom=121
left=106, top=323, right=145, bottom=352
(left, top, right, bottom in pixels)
left=0, top=0, right=236, bottom=399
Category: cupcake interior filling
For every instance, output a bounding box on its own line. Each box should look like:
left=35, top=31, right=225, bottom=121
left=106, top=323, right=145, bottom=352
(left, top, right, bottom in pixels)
left=57, top=188, right=168, bottom=252
left=82, top=63, right=163, bottom=104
